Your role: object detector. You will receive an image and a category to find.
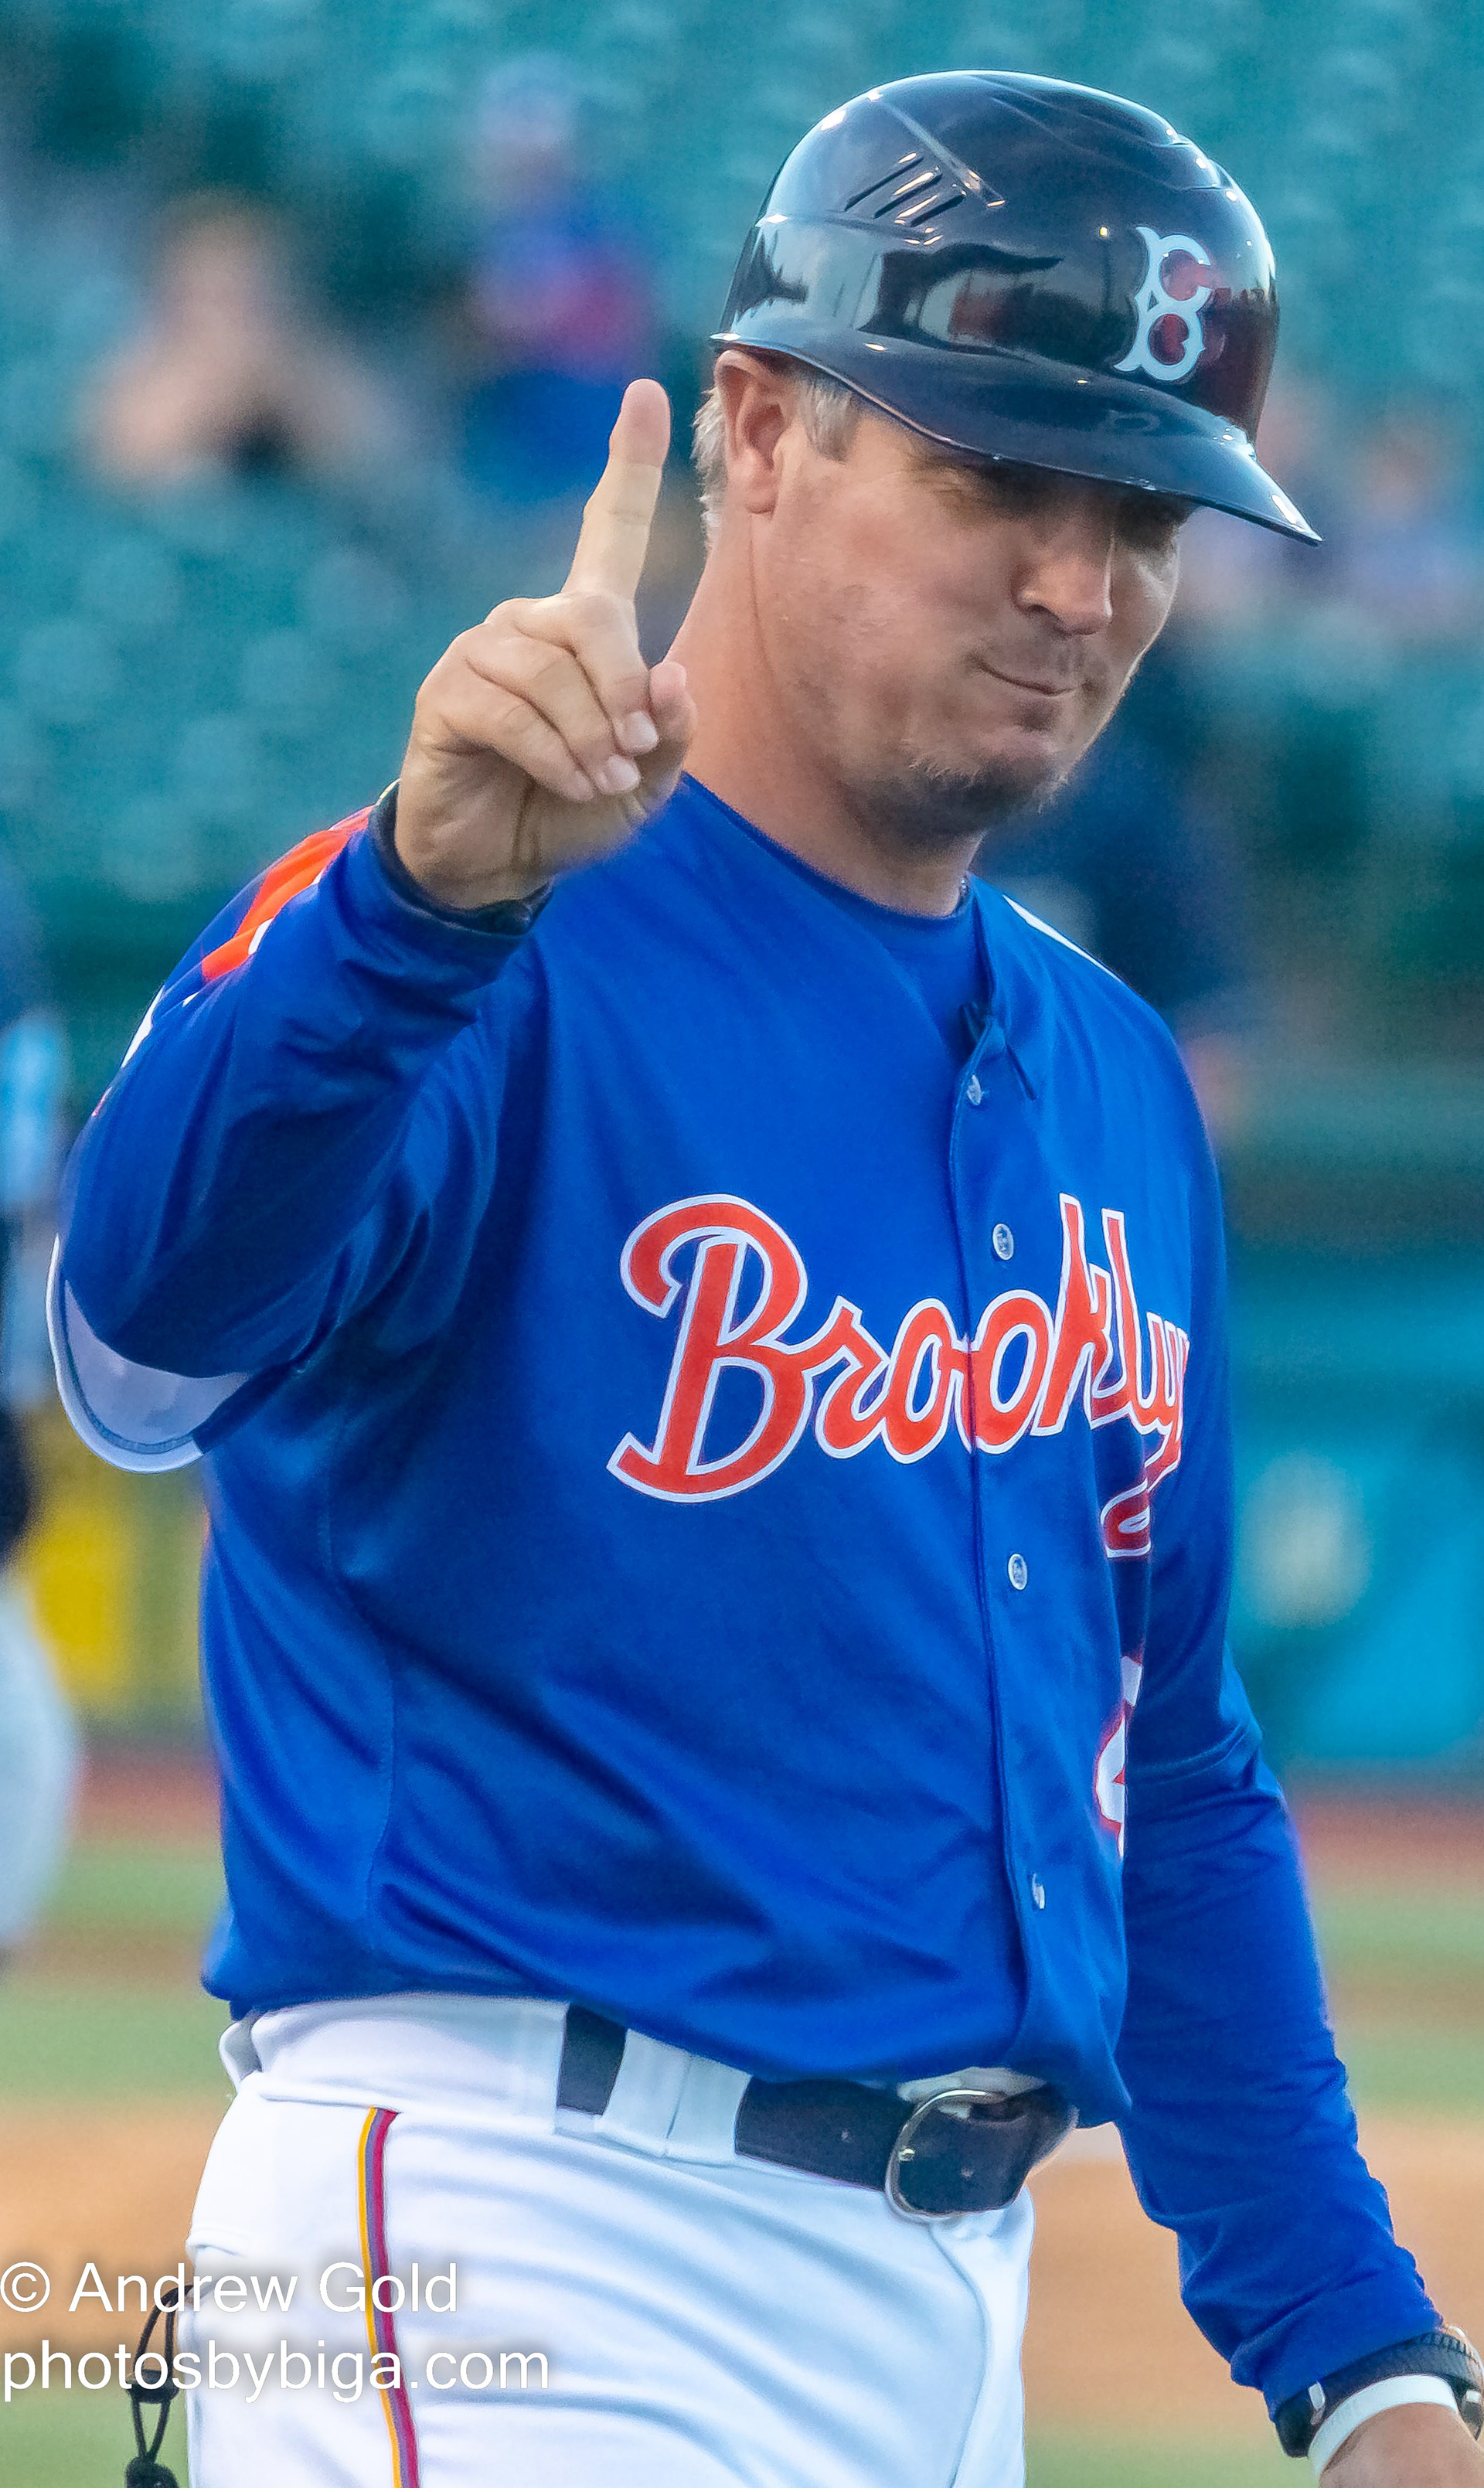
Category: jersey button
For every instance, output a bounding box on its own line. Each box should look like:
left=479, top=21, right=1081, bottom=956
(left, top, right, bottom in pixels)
left=965, top=1074, right=984, bottom=1106
left=1030, top=1874, right=1047, bottom=1911
left=992, top=1223, right=1014, bottom=1261
left=1008, top=1552, right=1029, bottom=1591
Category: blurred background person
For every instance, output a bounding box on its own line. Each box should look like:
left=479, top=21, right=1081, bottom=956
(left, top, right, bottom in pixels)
left=84, top=196, right=401, bottom=487
left=0, top=1578, right=77, bottom=1969
left=457, top=56, right=663, bottom=505
left=0, top=853, right=75, bottom=1968
left=1336, top=402, right=1484, bottom=648
left=1170, top=376, right=1350, bottom=634
left=979, top=719, right=1258, bottom=1140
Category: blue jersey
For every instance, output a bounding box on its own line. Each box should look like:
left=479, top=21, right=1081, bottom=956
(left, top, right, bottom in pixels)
left=53, top=777, right=1434, bottom=2411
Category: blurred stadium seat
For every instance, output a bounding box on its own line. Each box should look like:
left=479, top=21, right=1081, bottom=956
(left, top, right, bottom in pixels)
left=0, top=0, right=1477, bottom=1049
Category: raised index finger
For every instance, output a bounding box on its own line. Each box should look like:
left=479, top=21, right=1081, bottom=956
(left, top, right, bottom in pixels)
left=563, top=378, right=670, bottom=602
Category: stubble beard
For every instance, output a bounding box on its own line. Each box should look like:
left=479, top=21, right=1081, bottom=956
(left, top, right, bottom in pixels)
left=846, top=736, right=1081, bottom=860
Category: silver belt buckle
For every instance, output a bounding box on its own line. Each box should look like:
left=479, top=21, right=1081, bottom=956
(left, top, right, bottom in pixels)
left=884, top=2085, right=1023, bottom=2223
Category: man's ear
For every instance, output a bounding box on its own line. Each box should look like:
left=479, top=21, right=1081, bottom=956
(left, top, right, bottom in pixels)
left=712, top=351, right=794, bottom=518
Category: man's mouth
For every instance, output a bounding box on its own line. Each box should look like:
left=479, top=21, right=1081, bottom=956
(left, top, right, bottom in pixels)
left=980, top=663, right=1080, bottom=699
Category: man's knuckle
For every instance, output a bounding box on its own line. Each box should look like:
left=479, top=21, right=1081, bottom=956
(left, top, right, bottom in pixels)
left=446, top=683, right=521, bottom=754
left=570, top=587, right=628, bottom=631
left=523, top=641, right=573, bottom=693
left=500, top=696, right=550, bottom=747
left=417, top=638, right=465, bottom=699
left=471, top=618, right=536, bottom=676
left=573, top=723, right=617, bottom=771
left=594, top=672, right=652, bottom=725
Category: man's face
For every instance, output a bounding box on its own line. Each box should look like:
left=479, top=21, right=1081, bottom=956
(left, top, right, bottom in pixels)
left=751, top=396, right=1188, bottom=846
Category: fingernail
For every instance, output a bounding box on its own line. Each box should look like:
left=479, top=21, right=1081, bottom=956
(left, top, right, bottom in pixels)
left=597, top=755, right=642, bottom=795
left=621, top=711, right=659, bottom=754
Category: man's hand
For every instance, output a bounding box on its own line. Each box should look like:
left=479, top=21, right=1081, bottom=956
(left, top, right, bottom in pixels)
left=1325, top=2403, right=1484, bottom=2485
left=395, top=377, right=696, bottom=908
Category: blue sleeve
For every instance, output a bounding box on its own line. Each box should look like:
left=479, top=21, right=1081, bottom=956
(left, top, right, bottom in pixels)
left=59, top=799, right=533, bottom=1384
left=1116, top=1104, right=1438, bottom=2415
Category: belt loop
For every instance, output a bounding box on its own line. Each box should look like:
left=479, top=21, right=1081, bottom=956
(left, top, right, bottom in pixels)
left=665, top=2054, right=753, bottom=2163
left=219, top=2015, right=261, bottom=2092
left=594, top=2030, right=692, bottom=2150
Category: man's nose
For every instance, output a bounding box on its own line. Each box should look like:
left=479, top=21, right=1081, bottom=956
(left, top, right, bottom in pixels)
left=1013, top=512, right=1116, bottom=636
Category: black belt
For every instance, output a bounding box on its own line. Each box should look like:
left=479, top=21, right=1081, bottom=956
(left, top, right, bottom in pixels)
left=556, top=2007, right=1074, bottom=2220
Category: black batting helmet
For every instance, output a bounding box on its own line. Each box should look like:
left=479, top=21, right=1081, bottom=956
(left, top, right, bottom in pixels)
left=714, top=72, right=1316, bottom=541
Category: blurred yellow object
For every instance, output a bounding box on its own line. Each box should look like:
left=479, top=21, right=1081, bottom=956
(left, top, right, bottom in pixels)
left=15, top=1405, right=203, bottom=1723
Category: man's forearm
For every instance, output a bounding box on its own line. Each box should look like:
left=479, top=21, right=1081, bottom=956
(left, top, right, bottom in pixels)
left=1117, top=1748, right=1436, bottom=2417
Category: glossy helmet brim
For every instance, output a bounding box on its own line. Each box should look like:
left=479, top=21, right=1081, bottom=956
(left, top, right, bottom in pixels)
left=712, top=323, right=1317, bottom=541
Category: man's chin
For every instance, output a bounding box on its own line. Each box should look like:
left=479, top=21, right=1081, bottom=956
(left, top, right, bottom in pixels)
left=873, top=742, right=1077, bottom=847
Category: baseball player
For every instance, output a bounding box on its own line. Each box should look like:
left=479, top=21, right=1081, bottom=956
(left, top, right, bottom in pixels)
left=52, top=73, right=1482, bottom=2488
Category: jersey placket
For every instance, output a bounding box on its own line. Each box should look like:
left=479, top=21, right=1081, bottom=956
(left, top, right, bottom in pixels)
left=945, top=1006, right=1048, bottom=2051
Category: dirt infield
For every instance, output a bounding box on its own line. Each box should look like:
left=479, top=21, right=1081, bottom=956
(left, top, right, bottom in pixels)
left=0, top=2106, right=222, bottom=2357
left=74, top=1748, right=220, bottom=1846
left=2, top=2105, right=1479, bottom=2434
left=1292, top=1795, right=1484, bottom=1884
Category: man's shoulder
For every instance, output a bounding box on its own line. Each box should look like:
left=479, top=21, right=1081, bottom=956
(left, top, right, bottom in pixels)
left=979, top=876, right=1213, bottom=1176
left=979, top=876, right=1189, bottom=1077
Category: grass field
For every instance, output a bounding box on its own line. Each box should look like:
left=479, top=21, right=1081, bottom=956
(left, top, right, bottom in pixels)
left=3, top=2399, right=1296, bottom=2488
left=2, top=1782, right=1480, bottom=2488
left=0, top=1841, right=230, bottom=2102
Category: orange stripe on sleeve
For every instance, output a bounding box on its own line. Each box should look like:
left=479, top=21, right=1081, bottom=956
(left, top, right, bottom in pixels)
left=199, top=808, right=371, bottom=984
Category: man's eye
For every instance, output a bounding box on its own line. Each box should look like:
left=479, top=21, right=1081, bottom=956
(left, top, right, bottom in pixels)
left=987, top=466, right=1048, bottom=510
left=1118, top=494, right=1190, bottom=545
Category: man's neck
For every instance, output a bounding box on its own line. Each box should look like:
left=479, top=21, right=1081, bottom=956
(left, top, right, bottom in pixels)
left=669, top=558, right=980, bottom=919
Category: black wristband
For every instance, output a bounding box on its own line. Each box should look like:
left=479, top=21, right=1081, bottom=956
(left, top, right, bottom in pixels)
left=369, top=785, right=553, bottom=935
left=1275, top=2328, right=1484, bottom=2458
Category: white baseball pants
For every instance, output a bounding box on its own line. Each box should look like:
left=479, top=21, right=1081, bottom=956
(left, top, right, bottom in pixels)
left=183, top=1993, right=1034, bottom=2488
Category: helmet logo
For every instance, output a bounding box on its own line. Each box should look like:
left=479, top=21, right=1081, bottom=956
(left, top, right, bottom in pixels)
left=1115, top=226, right=1214, bottom=385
